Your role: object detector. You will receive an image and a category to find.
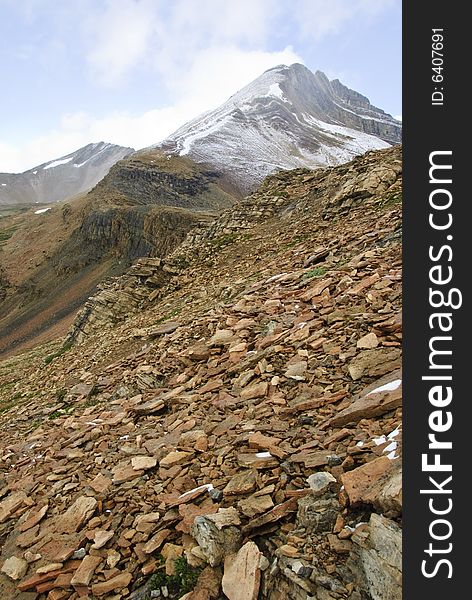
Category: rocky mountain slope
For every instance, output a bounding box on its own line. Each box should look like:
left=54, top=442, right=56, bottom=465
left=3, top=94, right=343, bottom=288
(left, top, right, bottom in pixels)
left=0, top=143, right=134, bottom=206
left=159, top=64, right=401, bottom=194
left=0, top=146, right=402, bottom=599
left=0, top=152, right=236, bottom=357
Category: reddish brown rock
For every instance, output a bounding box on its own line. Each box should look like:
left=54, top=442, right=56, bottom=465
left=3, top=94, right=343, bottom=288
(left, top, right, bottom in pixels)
left=341, top=456, right=402, bottom=514
left=131, top=455, right=157, bottom=470
left=17, top=503, right=49, bottom=533
left=55, top=496, right=97, bottom=534
left=348, top=348, right=402, bottom=380
left=160, top=451, right=193, bottom=468
left=91, top=571, right=132, bottom=595
left=357, top=332, right=379, bottom=349
left=88, top=473, right=112, bottom=494
left=240, top=381, right=268, bottom=400
left=0, top=491, right=28, bottom=523
left=223, top=470, right=257, bottom=496
left=70, top=555, right=103, bottom=587
left=329, top=386, right=402, bottom=427
left=222, top=541, right=261, bottom=600
left=112, top=464, right=144, bottom=483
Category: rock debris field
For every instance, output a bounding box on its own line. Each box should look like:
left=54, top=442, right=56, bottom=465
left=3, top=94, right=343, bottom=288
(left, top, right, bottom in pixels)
left=0, top=146, right=402, bottom=600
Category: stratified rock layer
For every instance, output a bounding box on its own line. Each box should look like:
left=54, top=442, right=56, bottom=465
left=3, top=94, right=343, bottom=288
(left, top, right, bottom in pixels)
left=0, top=147, right=402, bottom=600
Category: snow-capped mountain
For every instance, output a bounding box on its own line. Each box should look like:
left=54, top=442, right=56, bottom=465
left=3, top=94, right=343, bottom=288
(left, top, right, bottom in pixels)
left=0, top=142, right=134, bottom=205
left=158, top=63, right=401, bottom=193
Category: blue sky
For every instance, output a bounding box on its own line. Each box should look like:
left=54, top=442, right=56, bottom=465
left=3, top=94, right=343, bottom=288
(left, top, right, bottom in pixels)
left=0, top=0, right=401, bottom=172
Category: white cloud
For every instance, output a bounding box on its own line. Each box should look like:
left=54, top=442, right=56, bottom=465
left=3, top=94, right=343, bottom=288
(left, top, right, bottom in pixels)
left=85, top=0, right=278, bottom=87
left=85, top=0, right=160, bottom=86
left=2, top=45, right=301, bottom=172
left=1, top=0, right=398, bottom=172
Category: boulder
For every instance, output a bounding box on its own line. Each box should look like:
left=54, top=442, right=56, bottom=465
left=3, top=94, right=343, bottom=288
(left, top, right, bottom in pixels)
left=222, top=541, right=262, bottom=600
left=348, top=514, right=402, bottom=600
left=341, top=456, right=402, bottom=515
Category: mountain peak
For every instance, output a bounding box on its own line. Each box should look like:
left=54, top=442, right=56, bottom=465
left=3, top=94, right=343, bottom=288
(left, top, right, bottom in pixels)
left=158, top=64, right=401, bottom=194
left=0, top=142, right=134, bottom=205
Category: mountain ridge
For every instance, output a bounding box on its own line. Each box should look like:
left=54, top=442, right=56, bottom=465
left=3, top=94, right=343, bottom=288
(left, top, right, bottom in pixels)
left=0, top=142, right=134, bottom=206
left=158, top=63, right=401, bottom=194
left=0, top=150, right=236, bottom=357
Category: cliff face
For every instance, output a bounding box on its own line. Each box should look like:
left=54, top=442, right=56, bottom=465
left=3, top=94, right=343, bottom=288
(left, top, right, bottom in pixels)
left=94, top=151, right=238, bottom=210
left=0, top=151, right=236, bottom=356
left=0, top=146, right=402, bottom=600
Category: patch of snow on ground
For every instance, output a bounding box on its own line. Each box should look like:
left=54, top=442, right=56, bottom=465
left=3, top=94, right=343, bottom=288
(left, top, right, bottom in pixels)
left=371, top=427, right=401, bottom=459
left=256, top=451, right=272, bottom=458
left=34, top=207, right=51, bottom=214
left=178, top=483, right=214, bottom=499
left=74, top=144, right=109, bottom=167
left=366, top=379, right=402, bottom=397
left=43, top=157, right=73, bottom=170
left=373, top=435, right=387, bottom=446
left=305, top=115, right=390, bottom=154
left=383, top=441, right=398, bottom=454
left=332, top=101, right=397, bottom=125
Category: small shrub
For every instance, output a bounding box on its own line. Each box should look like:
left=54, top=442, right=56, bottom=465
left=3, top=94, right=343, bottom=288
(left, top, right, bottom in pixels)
left=154, top=308, right=181, bottom=326
left=146, top=556, right=201, bottom=598
left=302, top=266, right=327, bottom=280
left=44, top=342, right=73, bottom=365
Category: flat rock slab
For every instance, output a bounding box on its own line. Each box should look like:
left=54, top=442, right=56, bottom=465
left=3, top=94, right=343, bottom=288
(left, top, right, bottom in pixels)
left=238, top=494, right=274, bottom=518
left=237, top=453, right=278, bottom=469
left=1, top=556, right=28, bottom=580
left=131, top=456, right=157, bottom=470
left=224, top=470, right=257, bottom=496
left=222, top=541, right=262, bottom=600
left=112, top=465, right=144, bottom=483
left=91, top=571, right=132, bottom=596
left=160, top=451, right=193, bottom=467
left=17, top=503, right=49, bottom=533
left=329, top=387, right=402, bottom=427
left=348, top=348, right=402, bottom=380
left=88, top=473, right=112, bottom=494
left=70, top=555, right=103, bottom=587
left=240, top=382, right=268, bottom=400
left=341, top=456, right=402, bottom=514
left=242, top=498, right=298, bottom=534
left=0, top=491, right=28, bottom=523
left=55, top=496, right=97, bottom=534
left=131, top=396, right=166, bottom=415
left=148, top=321, right=180, bottom=336
left=39, top=534, right=87, bottom=563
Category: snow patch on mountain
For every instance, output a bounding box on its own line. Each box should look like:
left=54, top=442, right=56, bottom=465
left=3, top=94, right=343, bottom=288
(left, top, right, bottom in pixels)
left=158, top=63, right=401, bottom=193
left=0, top=142, right=134, bottom=205
left=43, top=157, right=73, bottom=170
